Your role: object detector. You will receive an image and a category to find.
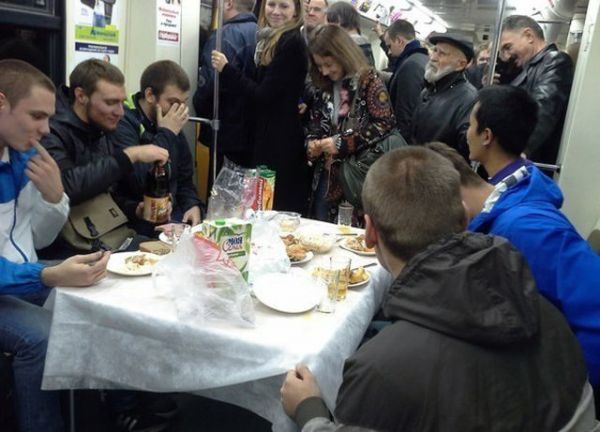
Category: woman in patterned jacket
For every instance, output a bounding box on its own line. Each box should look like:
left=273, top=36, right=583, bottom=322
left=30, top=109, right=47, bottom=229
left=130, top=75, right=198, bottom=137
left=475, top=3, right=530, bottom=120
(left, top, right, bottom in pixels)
left=306, top=24, right=395, bottom=222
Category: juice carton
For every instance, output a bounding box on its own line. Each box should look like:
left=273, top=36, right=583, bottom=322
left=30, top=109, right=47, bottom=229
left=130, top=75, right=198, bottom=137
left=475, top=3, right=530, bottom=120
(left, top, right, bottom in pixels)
left=203, top=218, right=252, bottom=281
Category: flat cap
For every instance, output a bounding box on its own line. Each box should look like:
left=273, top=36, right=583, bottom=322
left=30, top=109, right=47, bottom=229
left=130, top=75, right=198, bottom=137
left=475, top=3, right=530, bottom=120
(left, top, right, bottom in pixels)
left=429, top=33, right=475, bottom=62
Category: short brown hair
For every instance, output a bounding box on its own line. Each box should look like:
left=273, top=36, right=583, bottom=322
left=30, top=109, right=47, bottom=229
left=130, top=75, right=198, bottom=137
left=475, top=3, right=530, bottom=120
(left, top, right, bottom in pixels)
left=387, top=19, right=416, bottom=41
left=0, top=59, right=55, bottom=107
left=234, top=0, right=255, bottom=12
left=425, top=142, right=485, bottom=188
left=69, top=58, right=124, bottom=99
left=362, top=147, right=465, bottom=261
left=140, top=60, right=190, bottom=97
left=309, top=24, right=369, bottom=92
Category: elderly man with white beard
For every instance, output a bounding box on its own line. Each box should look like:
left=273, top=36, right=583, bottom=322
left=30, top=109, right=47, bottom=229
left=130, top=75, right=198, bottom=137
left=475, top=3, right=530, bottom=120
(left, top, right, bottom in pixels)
left=410, top=34, right=478, bottom=158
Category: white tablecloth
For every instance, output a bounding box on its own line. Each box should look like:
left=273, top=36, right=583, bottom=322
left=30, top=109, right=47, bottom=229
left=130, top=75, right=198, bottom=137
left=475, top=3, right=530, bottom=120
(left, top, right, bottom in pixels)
left=42, top=221, right=391, bottom=431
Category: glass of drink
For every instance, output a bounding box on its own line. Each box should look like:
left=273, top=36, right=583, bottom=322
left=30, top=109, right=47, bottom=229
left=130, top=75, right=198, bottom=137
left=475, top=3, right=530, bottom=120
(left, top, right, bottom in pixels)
left=330, top=256, right=351, bottom=300
left=337, top=201, right=354, bottom=227
left=157, top=222, right=191, bottom=252
left=314, top=266, right=340, bottom=313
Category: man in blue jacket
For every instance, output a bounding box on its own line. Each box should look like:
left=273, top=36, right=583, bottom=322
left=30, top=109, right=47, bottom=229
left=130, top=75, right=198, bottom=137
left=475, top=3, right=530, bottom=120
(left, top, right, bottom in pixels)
left=426, top=84, right=600, bottom=410
left=0, top=59, right=109, bottom=432
left=193, top=0, right=257, bottom=169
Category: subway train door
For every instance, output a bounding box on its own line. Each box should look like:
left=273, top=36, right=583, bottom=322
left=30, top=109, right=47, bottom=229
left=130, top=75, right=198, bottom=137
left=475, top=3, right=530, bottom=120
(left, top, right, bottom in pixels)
left=0, top=0, right=65, bottom=84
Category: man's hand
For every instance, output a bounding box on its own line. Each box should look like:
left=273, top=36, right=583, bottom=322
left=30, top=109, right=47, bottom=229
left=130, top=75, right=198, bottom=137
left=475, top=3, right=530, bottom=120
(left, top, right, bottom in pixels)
left=124, top=144, right=169, bottom=165
left=280, top=364, right=322, bottom=418
left=26, top=141, right=64, bottom=204
left=372, top=21, right=385, bottom=38
left=211, top=50, right=229, bottom=73
left=182, top=206, right=201, bottom=226
left=41, top=251, right=110, bottom=287
left=157, top=103, right=189, bottom=135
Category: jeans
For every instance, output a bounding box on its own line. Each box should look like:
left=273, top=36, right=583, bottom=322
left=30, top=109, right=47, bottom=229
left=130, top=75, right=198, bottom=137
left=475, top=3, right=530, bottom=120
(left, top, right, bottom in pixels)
left=0, top=296, right=64, bottom=432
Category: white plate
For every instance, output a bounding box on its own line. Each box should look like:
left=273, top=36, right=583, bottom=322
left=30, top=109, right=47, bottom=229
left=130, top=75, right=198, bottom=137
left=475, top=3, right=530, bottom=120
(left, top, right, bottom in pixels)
left=252, top=271, right=322, bottom=313
left=290, top=251, right=314, bottom=266
left=107, top=251, right=162, bottom=276
left=340, top=243, right=376, bottom=257
left=348, top=270, right=370, bottom=288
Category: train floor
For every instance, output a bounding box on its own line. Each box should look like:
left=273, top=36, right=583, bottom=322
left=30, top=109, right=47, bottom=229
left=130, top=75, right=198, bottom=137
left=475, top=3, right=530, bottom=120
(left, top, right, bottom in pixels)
left=2, top=390, right=272, bottom=432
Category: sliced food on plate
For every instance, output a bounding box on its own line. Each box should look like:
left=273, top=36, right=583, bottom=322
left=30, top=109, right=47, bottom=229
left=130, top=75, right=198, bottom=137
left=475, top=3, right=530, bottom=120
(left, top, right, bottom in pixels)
left=343, top=235, right=376, bottom=255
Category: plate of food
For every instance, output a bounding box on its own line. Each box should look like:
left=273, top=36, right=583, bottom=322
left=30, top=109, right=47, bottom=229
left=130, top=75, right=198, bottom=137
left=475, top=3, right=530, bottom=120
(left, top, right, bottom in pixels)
left=282, top=234, right=314, bottom=265
left=348, top=267, right=370, bottom=288
left=340, top=235, right=376, bottom=256
left=107, top=251, right=162, bottom=276
left=252, top=271, right=322, bottom=313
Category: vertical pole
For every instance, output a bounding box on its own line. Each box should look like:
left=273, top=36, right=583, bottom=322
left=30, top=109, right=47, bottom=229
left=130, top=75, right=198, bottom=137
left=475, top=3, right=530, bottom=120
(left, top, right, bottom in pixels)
left=212, top=0, right=224, bottom=184
left=486, top=0, right=508, bottom=86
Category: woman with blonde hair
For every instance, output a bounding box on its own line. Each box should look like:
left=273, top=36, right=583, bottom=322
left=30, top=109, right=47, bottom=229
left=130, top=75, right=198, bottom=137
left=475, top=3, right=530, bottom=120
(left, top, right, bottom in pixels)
left=212, top=0, right=311, bottom=214
left=306, top=24, right=396, bottom=221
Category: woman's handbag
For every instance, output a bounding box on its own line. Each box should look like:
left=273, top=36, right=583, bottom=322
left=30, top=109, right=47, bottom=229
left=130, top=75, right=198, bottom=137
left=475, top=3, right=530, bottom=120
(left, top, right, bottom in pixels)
left=339, top=129, right=407, bottom=208
left=338, top=72, right=407, bottom=208
left=61, top=192, right=136, bottom=251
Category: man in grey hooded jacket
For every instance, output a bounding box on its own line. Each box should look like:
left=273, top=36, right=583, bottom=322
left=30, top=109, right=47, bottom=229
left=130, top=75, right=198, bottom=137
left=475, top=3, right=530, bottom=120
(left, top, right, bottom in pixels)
left=281, top=147, right=594, bottom=431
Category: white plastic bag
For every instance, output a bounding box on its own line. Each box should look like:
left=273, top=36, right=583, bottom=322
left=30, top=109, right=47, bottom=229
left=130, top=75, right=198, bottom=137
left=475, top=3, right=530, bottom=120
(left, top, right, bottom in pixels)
left=152, top=232, right=255, bottom=327
left=248, top=214, right=290, bottom=283
left=207, top=162, right=258, bottom=220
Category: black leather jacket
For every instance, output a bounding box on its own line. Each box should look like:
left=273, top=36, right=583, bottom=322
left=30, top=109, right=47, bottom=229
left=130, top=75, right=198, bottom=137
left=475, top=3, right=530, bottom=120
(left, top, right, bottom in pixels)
left=410, top=71, right=477, bottom=157
left=511, top=44, right=574, bottom=164
left=41, top=86, right=133, bottom=206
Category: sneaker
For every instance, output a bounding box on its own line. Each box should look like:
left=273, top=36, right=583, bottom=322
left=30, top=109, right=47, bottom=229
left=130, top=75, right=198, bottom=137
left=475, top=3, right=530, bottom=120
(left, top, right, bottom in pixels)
left=115, top=410, right=169, bottom=432
left=145, top=395, right=178, bottom=419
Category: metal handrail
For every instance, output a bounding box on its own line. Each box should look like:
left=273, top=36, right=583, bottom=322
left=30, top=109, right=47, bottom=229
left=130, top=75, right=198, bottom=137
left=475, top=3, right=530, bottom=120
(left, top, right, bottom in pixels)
left=533, top=162, right=561, bottom=173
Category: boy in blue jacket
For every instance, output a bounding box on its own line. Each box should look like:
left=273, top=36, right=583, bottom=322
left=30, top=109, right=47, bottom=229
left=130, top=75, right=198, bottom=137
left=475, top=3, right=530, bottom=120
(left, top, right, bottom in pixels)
left=0, top=59, right=109, bottom=431
left=427, top=84, right=600, bottom=412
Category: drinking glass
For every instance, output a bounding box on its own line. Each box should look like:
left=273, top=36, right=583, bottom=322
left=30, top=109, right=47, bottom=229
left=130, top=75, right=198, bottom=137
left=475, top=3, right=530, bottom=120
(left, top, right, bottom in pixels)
left=315, top=267, right=340, bottom=313
left=337, top=201, right=354, bottom=227
left=158, top=223, right=191, bottom=252
left=330, top=256, right=351, bottom=300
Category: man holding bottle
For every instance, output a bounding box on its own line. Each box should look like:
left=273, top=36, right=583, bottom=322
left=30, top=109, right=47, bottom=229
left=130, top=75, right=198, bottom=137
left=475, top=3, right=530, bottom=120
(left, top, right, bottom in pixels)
left=112, top=60, right=202, bottom=236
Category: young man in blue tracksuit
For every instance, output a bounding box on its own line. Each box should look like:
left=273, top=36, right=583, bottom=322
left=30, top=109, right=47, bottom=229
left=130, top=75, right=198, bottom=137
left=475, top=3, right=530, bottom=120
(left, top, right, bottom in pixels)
left=0, top=60, right=110, bottom=432
left=429, top=84, right=600, bottom=412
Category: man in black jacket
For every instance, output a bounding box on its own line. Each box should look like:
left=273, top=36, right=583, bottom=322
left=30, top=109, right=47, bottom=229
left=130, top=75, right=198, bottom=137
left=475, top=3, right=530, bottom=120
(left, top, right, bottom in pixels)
left=113, top=60, right=202, bottom=234
left=42, top=59, right=168, bottom=207
left=501, top=15, right=574, bottom=166
left=281, top=147, right=593, bottom=431
left=193, top=0, right=257, bottom=169
left=410, top=33, right=477, bottom=158
left=384, top=19, right=428, bottom=140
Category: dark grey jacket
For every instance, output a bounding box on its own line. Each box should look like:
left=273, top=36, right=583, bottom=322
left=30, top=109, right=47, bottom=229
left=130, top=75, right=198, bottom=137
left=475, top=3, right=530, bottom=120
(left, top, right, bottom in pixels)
left=511, top=44, right=574, bottom=164
left=387, top=41, right=428, bottom=139
left=297, top=233, right=587, bottom=431
left=410, top=71, right=477, bottom=157
left=193, top=13, right=257, bottom=159
left=112, top=92, right=201, bottom=222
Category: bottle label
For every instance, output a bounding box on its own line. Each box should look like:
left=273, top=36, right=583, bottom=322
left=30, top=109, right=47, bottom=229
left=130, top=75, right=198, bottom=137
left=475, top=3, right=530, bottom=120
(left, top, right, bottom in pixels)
left=143, top=196, right=170, bottom=223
